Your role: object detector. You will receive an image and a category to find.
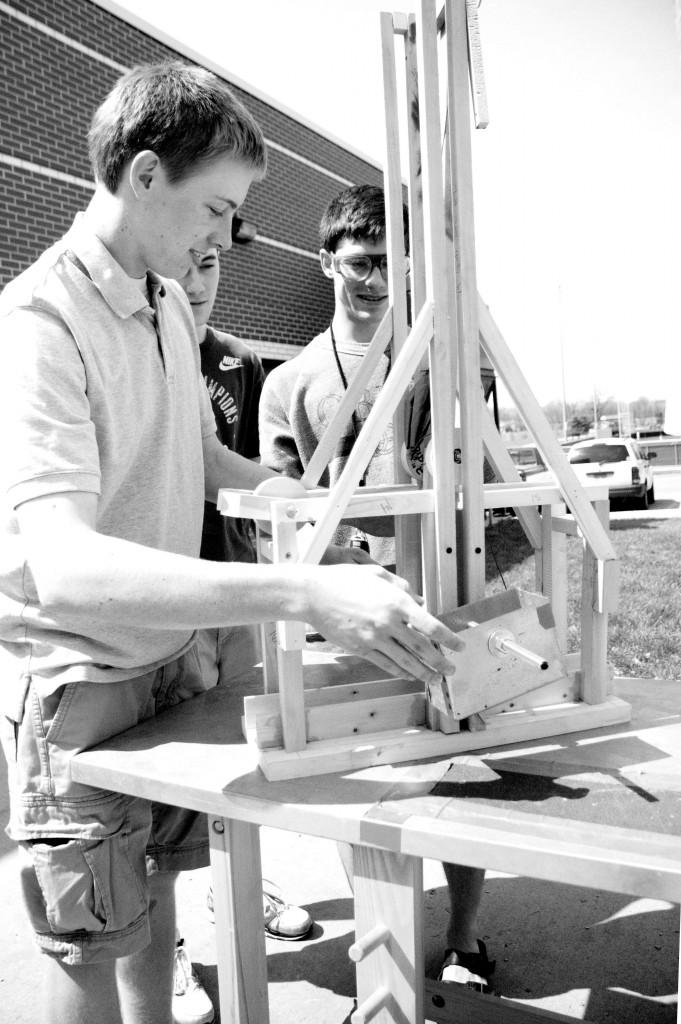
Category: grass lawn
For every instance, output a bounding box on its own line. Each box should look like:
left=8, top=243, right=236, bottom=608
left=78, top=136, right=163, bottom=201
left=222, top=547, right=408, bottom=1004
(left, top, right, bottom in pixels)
left=484, top=514, right=681, bottom=680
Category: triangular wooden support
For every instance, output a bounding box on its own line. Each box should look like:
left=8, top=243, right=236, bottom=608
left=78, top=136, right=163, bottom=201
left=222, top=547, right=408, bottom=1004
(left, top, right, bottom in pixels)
left=217, top=0, right=630, bottom=780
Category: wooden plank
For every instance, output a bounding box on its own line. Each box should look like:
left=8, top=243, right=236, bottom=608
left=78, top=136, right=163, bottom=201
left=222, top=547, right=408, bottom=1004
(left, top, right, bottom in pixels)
left=301, top=309, right=394, bottom=490
left=244, top=676, right=421, bottom=730
left=479, top=397, right=541, bottom=548
left=270, top=512, right=305, bottom=651
left=402, top=7, right=432, bottom=604
left=478, top=299, right=617, bottom=566
left=381, top=14, right=423, bottom=592
left=444, top=0, right=485, bottom=603
left=464, top=0, right=490, bottom=129
left=599, top=553, right=620, bottom=614
left=298, top=304, right=434, bottom=564
left=405, top=15, right=427, bottom=318
left=534, top=503, right=552, bottom=595
left=425, top=978, right=590, bottom=1023
left=256, top=696, right=631, bottom=781
left=255, top=521, right=278, bottom=693
left=550, top=514, right=579, bottom=536
left=541, top=503, right=568, bottom=652
left=209, top=817, right=269, bottom=1024
left=247, top=480, right=604, bottom=521
left=270, top=509, right=306, bottom=751
left=219, top=486, right=434, bottom=525
left=482, top=481, right=604, bottom=509
left=353, top=845, right=425, bottom=1024
left=381, top=15, right=409, bottom=362
left=481, top=672, right=580, bottom=716
left=416, top=0, right=459, bottom=611
left=580, top=498, right=609, bottom=705
left=259, top=621, right=278, bottom=694
left=275, top=647, right=306, bottom=751
left=420, top=465, right=440, bottom=612
left=251, top=691, right=426, bottom=749
left=399, top=790, right=681, bottom=902
left=218, top=488, right=312, bottom=523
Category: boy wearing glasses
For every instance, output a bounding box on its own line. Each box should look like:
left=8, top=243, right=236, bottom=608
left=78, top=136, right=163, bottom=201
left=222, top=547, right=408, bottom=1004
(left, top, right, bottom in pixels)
left=259, top=184, right=495, bottom=994
left=259, top=184, right=402, bottom=565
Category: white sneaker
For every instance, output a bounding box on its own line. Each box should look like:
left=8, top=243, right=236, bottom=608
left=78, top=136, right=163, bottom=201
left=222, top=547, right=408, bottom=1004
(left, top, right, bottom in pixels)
left=172, top=939, right=214, bottom=1024
left=206, top=882, right=313, bottom=940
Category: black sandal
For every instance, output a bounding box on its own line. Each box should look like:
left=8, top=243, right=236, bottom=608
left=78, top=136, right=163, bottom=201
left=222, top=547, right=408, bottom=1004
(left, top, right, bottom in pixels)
left=438, top=939, right=496, bottom=994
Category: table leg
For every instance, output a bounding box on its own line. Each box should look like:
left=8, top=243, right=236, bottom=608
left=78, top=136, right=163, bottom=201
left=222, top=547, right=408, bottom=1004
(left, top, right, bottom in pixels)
left=351, top=844, right=424, bottom=1024
left=208, top=816, right=270, bottom=1024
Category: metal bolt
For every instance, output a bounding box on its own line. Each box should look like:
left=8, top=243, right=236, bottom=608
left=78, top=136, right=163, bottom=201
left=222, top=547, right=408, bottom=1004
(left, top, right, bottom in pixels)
left=212, top=819, right=225, bottom=834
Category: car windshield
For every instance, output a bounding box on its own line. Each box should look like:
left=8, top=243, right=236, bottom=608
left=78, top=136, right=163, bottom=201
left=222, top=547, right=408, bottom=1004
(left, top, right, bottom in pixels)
left=569, top=444, right=628, bottom=465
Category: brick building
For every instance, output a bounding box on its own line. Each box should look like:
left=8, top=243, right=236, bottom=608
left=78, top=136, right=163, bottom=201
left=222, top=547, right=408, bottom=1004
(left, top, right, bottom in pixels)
left=0, top=0, right=384, bottom=367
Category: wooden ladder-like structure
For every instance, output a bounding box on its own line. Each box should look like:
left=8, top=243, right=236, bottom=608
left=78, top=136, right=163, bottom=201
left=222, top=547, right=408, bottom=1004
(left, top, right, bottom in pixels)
left=219, top=0, right=630, bottom=783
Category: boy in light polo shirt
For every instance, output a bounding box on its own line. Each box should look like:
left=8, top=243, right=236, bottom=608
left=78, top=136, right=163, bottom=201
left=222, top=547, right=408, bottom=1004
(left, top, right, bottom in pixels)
left=0, top=62, right=462, bottom=1024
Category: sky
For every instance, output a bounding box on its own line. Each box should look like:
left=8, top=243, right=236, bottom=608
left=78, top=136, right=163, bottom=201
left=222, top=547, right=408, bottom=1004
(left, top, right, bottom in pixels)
left=111, top=0, right=681, bottom=408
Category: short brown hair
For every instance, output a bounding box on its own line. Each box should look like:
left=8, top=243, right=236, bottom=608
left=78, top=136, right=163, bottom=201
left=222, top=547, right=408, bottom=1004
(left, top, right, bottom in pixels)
left=319, top=184, right=409, bottom=253
left=88, top=61, right=267, bottom=193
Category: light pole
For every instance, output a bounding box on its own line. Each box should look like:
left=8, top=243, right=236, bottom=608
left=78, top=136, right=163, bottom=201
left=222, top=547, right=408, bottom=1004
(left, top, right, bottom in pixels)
left=558, top=283, right=568, bottom=439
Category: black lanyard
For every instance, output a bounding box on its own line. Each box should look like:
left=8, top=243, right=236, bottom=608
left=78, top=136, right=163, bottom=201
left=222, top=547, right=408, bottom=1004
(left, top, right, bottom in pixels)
left=329, top=323, right=363, bottom=456
left=329, top=323, right=393, bottom=489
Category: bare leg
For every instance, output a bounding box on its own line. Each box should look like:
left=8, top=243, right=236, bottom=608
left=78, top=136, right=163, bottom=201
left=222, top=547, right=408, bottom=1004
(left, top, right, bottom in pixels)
left=116, top=869, right=178, bottom=1023
left=339, top=845, right=486, bottom=956
left=41, top=957, right=122, bottom=1024
left=443, top=862, right=485, bottom=952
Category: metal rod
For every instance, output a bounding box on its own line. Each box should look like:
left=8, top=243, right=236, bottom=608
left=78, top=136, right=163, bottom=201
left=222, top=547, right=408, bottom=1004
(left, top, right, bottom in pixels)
left=497, top=637, right=549, bottom=671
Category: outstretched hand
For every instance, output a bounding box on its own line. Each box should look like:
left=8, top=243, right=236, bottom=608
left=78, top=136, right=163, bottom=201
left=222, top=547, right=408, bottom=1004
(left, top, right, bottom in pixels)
left=305, top=563, right=464, bottom=684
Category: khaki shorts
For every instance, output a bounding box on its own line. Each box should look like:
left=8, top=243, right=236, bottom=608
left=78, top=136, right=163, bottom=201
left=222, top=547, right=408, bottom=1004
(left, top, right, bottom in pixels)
left=1, top=647, right=211, bottom=964
left=195, top=623, right=261, bottom=688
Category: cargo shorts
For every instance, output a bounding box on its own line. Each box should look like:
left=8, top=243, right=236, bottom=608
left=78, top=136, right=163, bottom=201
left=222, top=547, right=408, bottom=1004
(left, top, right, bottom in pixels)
left=1, top=646, right=211, bottom=965
left=195, top=622, right=261, bottom=688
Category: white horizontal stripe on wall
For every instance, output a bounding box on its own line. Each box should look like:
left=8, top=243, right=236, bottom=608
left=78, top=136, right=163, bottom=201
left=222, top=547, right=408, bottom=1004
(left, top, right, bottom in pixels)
left=0, top=1, right=357, bottom=188
left=0, top=153, right=318, bottom=260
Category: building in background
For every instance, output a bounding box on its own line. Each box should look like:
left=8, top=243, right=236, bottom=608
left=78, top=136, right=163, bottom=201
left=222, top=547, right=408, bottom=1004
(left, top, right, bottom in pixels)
left=0, top=0, right=385, bottom=369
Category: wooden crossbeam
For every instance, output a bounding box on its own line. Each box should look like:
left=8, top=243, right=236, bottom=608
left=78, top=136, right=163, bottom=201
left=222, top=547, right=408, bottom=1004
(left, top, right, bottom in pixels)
left=381, top=11, right=423, bottom=589
left=464, top=0, right=489, bottom=128
left=416, top=0, right=459, bottom=611
left=300, top=309, right=394, bottom=490
left=478, top=298, right=618, bottom=567
left=297, top=303, right=434, bottom=565
left=444, top=0, right=486, bottom=602
left=479, top=390, right=542, bottom=549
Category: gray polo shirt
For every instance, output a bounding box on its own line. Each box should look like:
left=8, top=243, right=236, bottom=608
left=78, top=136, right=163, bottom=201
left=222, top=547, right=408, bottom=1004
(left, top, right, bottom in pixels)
left=0, top=214, right=216, bottom=716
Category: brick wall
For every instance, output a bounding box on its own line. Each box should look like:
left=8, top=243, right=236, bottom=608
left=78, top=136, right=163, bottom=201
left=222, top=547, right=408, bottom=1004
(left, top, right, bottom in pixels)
left=0, top=0, right=384, bottom=357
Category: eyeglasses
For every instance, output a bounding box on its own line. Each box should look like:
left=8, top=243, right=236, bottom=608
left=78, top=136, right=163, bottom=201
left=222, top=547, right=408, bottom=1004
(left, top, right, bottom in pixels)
left=332, top=253, right=391, bottom=282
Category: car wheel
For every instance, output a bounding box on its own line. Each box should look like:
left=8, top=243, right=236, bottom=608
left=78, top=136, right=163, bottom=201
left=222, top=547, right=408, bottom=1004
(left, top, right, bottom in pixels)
left=647, top=483, right=655, bottom=504
left=636, top=489, right=649, bottom=510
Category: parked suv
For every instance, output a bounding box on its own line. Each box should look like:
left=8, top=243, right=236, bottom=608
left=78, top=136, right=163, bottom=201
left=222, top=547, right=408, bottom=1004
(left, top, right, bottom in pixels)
left=565, top=437, right=656, bottom=509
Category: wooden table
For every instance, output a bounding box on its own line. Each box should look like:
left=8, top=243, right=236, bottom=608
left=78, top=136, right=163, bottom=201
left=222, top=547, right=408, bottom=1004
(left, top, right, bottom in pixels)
left=72, top=666, right=681, bottom=1024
